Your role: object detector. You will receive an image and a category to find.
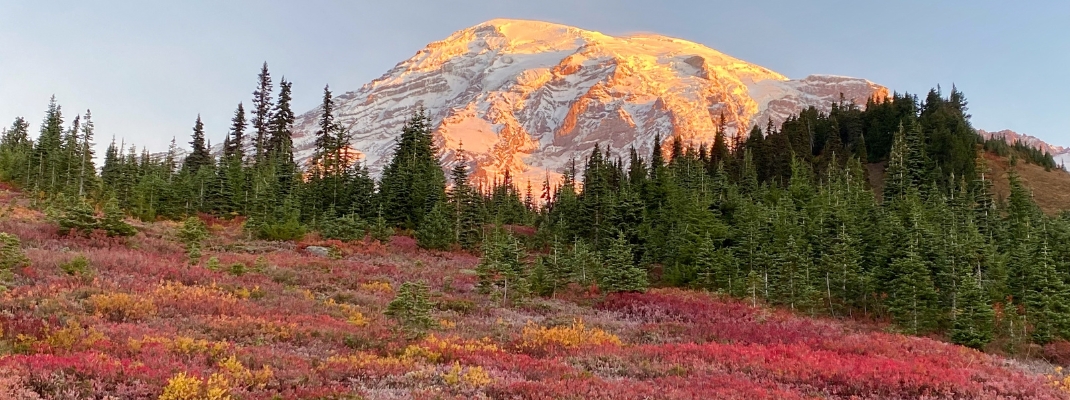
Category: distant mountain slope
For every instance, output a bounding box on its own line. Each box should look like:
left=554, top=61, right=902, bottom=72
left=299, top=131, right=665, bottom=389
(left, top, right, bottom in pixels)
left=978, top=129, right=1070, bottom=169
left=290, top=19, right=888, bottom=182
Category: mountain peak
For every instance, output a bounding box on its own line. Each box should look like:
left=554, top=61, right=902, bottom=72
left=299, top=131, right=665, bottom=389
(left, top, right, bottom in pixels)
left=292, top=20, right=888, bottom=183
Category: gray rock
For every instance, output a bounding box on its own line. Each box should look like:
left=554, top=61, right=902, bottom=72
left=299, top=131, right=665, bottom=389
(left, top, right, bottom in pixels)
left=306, top=246, right=331, bottom=257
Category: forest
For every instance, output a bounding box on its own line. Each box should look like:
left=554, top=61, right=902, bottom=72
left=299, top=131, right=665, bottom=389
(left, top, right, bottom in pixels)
left=1, top=63, right=1068, bottom=354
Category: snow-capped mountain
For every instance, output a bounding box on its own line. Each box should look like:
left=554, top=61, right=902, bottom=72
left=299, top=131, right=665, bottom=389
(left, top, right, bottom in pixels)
left=291, top=19, right=889, bottom=182
left=978, top=129, right=1070, bottom=168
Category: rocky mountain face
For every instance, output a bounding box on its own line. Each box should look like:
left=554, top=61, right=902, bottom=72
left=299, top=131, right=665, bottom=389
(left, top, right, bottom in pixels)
left=290, top=19, right=889, bottom=183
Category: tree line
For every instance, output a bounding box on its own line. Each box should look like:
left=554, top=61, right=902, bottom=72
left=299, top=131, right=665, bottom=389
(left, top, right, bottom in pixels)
left=1, top=66, right=1068, bottom=351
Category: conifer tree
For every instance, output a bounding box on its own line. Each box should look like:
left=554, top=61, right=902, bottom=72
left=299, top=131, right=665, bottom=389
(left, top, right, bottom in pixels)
left=476, top=228, right=527, bottom=303
left=0, top=117, right=33, bottom=186
left=416, top=201, right=454, bottom=250
left=77, top=110, right=97, bottom=197
left=385, top=281, right=435, bottom=334
left=533, top=238, right=572, bottom=297
left=598, top=231, right=648, bottom=293
left=269, top=78, right=295, bottom=159
left=887, top=246, right=940, bottom=335
left=268, top=78, right=298, bottom=199
left=884, top=123, right=910, bottom=202
left=950, top=271, right=994, bottom=349
left=251, top=62, right=274, bottom=165
left=182, top=115, right=212, bottom=173
left=57, top=196, right=98, bottom=235
left=711, top=112, right=731, bottom=165
left=369, top=206, right=393, bottom=243
left=819, top=225, right=863, bottom=316
left=378, top=109, right=446, bottom=229
left=32, top=96, right=64, bottom=194
left=60, top=114, right=80, bottom=195
left=224, top=103, right=247, bottom=160
left=449, top=151, right=482, bottom=250
left=100, top=197, right=136, bottom=237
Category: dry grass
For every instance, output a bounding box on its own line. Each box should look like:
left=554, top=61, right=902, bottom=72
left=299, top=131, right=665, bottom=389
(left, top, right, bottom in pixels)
left=985, top=153, right=1070, bottom=215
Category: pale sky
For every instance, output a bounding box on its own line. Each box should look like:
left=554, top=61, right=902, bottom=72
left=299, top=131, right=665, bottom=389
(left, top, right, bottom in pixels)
left=2, top=1, right=1068, bottom=156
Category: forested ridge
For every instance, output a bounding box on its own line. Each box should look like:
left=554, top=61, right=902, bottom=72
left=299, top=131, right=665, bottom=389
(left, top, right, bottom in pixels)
left=2, top=64, right=1069, bottom=353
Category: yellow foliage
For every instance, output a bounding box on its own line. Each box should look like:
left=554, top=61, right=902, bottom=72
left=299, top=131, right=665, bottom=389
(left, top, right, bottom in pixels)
left=88, top=292, right=157, bottom=322
left=129, top=335, right=229, bottom=360
left=154, top=281, right=238, bottom=306
left=218, top=355, right=272, bottom=390
left=401, top=343, right=442, bottom=363
left=439, top=319, right=456, bottom=330
left=44, top=320, right=104, bottom=352
left=519, top=320, right=621, bottom=350
left=442, top=362, right=493, bottom=388
left=1049, top=366, right=1070, bottom=394
left=323, top=298, right=367, bottom=327
left=159, top=358, right=271, bottom=400
left=203, top=374, right=232, bottom=400
left=359, top=281, right=393, bottom=294
left=325, top=352, right=412, bottom=370
left=159, top=372, right=202, bottom=400
left=402, top=335, right=501, bottom=364
left=159, top=372, right=232, bottom=400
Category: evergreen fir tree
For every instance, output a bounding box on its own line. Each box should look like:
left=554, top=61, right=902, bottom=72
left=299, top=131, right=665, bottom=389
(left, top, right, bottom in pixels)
left=598, top=231, right=648, bottom=293
left=0, top=117, right=33, bottom=186
left=476, top=228, right=527, bottom=303
left=449, top=151, right=482, bottom=250
left=887, top=246, right=940, bottom=335
left=57, top=197, right=98, bottom=235
left=385, top=281, right=435, bottom=334
left=183, top=115, right=212, bottom=174
left=224, top=103, right=247, bottom=161
left=950, top=271, right=994, bottom=349
left=378, top=109, right=446, bottom=229
left=32, top=96, right=64, bottom=194
left=100, top=197, right=136, bottom=237
left=369, top=206, right=393, bottom=243
left=251, top=62, right=274, bottom=164
left=416, top=201, right=454, bottom=250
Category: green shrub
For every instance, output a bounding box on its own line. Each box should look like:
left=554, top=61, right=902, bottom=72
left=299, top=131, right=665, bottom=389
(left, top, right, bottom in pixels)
left=228, top=263, right=248, bottom=276
left=0, top=233, right=27, bottom=290
left=60, top=255, right=93, bottom=277
left=206, top=257, right=221, bottom=271
left=437, top=298, right=475, bottom=315
left=0, top=232, right=28, bottom=270
left=254, top=219, right=306, bottom=241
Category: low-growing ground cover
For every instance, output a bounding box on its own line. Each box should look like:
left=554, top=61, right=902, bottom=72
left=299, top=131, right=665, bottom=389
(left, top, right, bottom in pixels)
left=0, top=190, right=1064, bottom=399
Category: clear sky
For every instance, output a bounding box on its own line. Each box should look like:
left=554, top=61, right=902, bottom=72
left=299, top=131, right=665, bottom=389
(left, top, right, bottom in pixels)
left=2, top=0, right=1068, bottom=155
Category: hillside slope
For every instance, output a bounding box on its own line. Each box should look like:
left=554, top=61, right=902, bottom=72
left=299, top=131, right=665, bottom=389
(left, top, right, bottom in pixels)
left=985, top=153, right=1070, bottom=215
left=866, top=154, right=1070, bottom=214
left=0, top=188, right=1064, bottom=399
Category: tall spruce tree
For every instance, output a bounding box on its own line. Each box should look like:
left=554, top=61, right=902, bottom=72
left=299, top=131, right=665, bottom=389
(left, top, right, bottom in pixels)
left=183, top=115, right=212, bottom=173
left=378, top=109, right=446, bottom=229
left=251, top=62, right=274, bottom=165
